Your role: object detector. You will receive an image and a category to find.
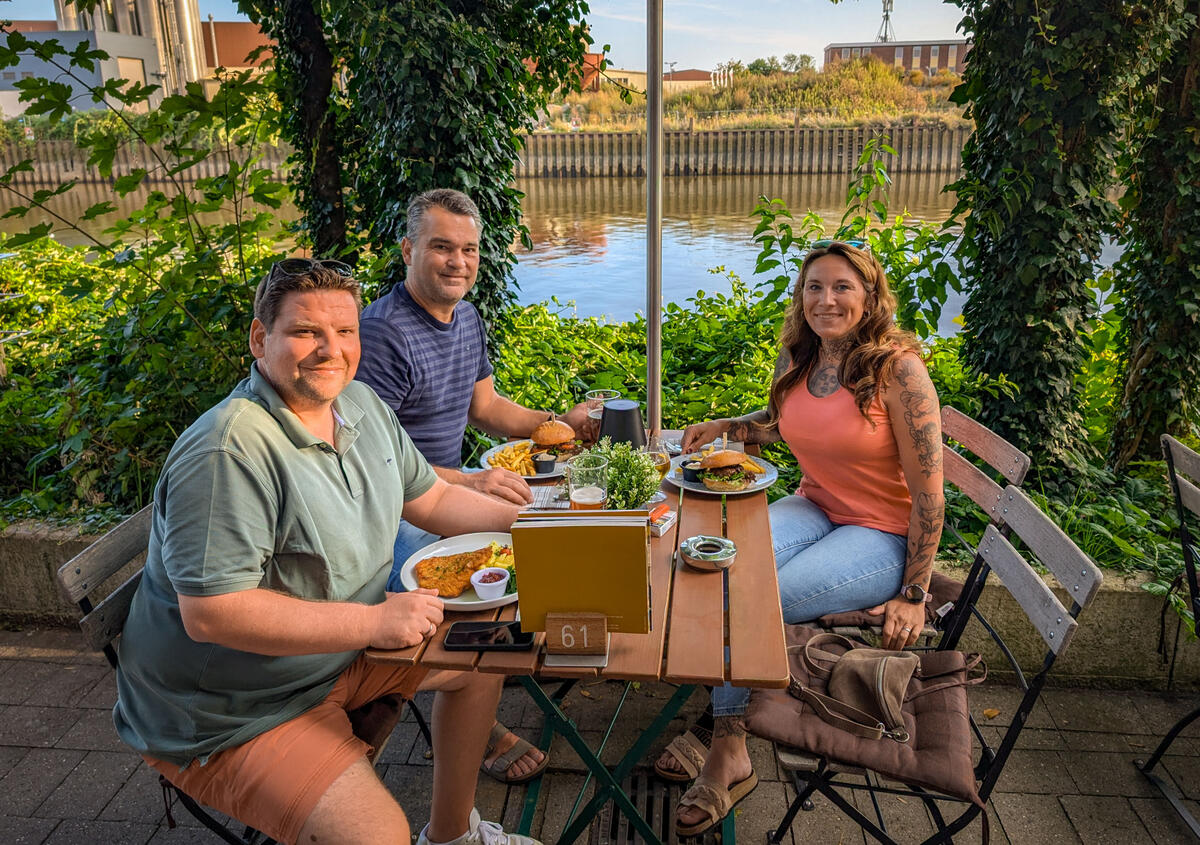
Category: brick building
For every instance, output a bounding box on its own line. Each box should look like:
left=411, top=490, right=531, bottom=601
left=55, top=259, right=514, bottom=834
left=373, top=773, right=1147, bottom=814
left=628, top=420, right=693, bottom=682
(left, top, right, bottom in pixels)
left=823, top=39, right=971, bottom=75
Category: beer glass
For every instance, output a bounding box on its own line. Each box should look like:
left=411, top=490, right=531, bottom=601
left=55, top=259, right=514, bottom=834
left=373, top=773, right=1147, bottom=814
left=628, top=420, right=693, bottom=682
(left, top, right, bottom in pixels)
left=567, top=454, right=608, bottom=510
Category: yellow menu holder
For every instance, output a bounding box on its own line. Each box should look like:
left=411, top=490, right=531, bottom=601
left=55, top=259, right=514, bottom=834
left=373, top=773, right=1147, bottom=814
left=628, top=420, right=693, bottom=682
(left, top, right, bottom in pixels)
left=511, top=510, right=651, bottom=635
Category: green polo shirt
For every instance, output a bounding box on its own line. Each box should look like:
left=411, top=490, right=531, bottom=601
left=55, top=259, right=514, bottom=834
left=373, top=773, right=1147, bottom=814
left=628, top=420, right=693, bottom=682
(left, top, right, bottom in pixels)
left=114, top=364, right=436, bottom=767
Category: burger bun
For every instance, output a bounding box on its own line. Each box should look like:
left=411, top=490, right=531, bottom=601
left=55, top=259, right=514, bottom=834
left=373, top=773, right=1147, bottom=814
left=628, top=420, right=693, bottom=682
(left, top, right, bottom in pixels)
left=698, top=449, right=745, bottom=469
left=531, top=419, right=575, bottom=448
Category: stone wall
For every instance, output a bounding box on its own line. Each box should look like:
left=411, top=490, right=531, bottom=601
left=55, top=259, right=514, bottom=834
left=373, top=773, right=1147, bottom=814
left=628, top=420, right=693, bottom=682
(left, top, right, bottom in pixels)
left=1, top=522, right=1194, bottom=688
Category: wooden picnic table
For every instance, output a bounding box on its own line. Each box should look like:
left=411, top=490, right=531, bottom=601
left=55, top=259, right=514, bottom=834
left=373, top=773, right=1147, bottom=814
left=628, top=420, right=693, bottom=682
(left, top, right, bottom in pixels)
left=367, top=439, right=789, bottom=844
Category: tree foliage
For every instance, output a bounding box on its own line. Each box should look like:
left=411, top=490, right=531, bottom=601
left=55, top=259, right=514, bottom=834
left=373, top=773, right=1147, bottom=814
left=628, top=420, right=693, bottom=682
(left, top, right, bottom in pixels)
left=244, top=0, right=593, bottom=325
left=949, top=0, right=1184, bottom=478
left=1108, top=13, right=1200, bottom=470
left=0, top=27, right=287, bottom=520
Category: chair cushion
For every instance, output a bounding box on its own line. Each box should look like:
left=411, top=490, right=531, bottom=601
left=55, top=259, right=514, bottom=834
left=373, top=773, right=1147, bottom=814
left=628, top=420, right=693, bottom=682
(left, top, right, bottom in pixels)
left=746, top=624, right=982, bottom=806
left=816, top=571, right=962, bottom=629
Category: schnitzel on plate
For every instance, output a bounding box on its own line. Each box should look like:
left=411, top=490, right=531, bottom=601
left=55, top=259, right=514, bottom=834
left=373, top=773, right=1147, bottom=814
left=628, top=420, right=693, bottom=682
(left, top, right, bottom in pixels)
left=414, top=545, right=494, bottom=598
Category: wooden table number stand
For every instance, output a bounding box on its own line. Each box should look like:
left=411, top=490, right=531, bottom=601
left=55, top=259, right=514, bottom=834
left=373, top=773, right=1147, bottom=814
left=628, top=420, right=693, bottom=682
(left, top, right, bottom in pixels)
left=543, top=612, right=610, bottom=667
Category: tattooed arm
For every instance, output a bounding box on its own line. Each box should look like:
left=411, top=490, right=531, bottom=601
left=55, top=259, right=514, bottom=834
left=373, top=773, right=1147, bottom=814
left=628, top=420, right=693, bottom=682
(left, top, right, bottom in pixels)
left=680, top=348, right=791, bottom=452
left=869, top=352, right=945, bottom=649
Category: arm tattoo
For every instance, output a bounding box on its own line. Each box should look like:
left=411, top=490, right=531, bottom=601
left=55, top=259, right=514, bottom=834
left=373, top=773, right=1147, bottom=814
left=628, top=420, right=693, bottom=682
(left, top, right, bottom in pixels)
left=726, top=410, right=779, bottom=445
left=904, top=491, right=944, bottom=586
left=894, top=358, right=941, bottom=479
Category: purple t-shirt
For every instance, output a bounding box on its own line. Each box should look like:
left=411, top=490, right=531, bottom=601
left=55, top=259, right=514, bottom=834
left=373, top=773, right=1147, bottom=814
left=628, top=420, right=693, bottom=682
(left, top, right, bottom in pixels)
left=356, top=284, right=493, bottom=468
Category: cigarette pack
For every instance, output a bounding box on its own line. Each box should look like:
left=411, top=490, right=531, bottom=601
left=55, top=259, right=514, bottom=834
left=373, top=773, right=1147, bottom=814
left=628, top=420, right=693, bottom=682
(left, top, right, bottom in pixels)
left=650, top=508, right=677, bottom=537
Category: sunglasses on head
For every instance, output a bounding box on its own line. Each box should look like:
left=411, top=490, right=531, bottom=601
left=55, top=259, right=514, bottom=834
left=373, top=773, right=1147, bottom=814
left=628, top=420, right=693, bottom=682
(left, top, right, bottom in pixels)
left=270, top=257, right=354, bottom=278
left=810, top=239, right=869, bottom=251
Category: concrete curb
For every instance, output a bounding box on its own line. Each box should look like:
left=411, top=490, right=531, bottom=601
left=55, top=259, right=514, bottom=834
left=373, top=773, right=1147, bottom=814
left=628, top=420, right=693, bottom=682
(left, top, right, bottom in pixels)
left=2, top=521, right=1195, bottom=688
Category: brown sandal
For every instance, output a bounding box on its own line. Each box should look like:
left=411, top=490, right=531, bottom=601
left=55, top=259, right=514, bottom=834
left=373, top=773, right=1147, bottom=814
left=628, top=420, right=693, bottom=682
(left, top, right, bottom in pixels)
left=676, top=771, right=759, bottom=837
left=479, top=722, right=549, bottom=785
left=653, top=728, right=711, bottom=782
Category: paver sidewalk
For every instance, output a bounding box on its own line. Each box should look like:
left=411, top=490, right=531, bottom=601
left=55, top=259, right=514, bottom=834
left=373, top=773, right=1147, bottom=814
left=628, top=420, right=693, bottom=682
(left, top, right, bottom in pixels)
left=1, top=625, right=1197, bottom=844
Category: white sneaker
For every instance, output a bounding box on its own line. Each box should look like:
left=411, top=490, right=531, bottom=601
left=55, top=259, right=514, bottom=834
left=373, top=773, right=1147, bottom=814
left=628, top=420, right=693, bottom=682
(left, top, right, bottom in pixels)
left=416, top=808, right=542, bottom=845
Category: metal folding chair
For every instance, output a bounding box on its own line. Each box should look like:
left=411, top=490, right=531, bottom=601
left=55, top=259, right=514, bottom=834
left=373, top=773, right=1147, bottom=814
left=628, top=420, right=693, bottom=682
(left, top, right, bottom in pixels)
left=55, top=504, right=431, bottom=844
left=766, top=484, right=1102, bottom=844
left=1134, top=434, right=1200, bottom=839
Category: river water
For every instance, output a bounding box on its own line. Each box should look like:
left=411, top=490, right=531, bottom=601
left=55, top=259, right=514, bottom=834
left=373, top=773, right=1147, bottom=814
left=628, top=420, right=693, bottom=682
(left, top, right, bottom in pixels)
left=4, top=171, right=966, bottom=323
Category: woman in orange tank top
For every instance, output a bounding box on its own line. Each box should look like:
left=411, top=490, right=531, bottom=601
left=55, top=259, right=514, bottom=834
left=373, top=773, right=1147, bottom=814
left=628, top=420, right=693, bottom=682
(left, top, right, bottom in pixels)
left=659, top=242, right=945, bottom=836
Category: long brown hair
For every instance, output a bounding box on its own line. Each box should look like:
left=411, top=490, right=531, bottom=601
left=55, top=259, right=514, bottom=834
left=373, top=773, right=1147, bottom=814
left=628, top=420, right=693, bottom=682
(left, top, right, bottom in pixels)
left=763, top=242, right=922, bottom=429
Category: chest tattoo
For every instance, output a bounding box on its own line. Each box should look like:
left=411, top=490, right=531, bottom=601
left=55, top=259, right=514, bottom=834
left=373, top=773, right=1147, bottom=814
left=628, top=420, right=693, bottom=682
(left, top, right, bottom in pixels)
left=807, top=364, right=841, bottom=397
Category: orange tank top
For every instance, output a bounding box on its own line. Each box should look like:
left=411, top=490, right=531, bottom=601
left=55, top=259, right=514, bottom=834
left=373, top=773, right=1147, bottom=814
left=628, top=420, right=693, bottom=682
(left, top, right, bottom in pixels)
left=777, top=379, right=911, bottom=535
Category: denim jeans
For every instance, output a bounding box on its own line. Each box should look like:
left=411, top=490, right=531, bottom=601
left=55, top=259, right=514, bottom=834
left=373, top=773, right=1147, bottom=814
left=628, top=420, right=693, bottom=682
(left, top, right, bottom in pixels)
left=711, top=494, right=908, bottom=717
left=386, top=519, right=440, bottom=593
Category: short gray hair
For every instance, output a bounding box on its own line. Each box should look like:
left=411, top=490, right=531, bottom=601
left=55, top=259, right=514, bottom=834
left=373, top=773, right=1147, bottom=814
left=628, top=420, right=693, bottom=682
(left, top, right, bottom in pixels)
left=405, top=188, right=483, bottom=242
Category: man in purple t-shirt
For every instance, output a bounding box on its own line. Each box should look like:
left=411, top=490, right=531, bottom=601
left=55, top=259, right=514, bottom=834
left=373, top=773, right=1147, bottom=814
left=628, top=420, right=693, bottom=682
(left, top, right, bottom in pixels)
left=356, top=189, right=589, bottom=784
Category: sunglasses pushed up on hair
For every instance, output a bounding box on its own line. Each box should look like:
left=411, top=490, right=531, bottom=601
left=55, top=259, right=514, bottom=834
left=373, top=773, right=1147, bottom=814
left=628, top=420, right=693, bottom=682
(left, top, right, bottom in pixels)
left=269, top=257, right=355, bottom=278
left=809, top=239, right=869, bottom=252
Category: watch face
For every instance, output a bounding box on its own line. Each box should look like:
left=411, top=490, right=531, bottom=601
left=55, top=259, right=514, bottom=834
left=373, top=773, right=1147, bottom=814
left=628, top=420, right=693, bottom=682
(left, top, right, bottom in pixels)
left=902, top=584, right=926, bottom=602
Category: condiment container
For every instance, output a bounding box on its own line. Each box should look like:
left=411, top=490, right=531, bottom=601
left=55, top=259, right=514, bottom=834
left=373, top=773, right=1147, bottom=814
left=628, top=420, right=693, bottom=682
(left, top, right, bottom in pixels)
left=681, top=459, right=704, bottom=483
left=533, top=453, right=558, bottom=474
left=470, top=567, right=511, bottom=600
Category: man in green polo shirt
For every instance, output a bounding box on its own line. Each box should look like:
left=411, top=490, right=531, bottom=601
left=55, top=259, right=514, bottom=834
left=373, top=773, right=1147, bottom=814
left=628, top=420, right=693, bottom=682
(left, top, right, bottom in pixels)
left=114, top=258, right=537, bottom=845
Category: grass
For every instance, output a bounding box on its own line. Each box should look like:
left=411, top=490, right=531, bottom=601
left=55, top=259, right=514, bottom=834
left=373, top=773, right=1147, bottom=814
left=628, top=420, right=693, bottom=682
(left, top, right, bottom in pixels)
left=547, top=57, right=968, bottom=132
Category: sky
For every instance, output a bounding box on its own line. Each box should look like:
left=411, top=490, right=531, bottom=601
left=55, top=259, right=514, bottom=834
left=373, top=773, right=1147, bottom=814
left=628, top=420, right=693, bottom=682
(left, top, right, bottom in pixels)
left=3, top=0, right=966, bottom=70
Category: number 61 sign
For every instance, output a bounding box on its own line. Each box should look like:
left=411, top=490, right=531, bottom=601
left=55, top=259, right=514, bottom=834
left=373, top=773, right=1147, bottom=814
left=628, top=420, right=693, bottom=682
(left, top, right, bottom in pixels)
left=544, top=612, right=609, bottom=655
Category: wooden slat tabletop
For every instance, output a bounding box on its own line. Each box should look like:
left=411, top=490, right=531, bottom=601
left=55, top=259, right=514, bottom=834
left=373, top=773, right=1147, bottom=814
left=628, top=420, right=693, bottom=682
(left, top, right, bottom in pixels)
left=661, top=491, right=727, bottom=684
left=367, top=433, right=788, bottom=691
left=725, top=491, right=789, bottom=688
left=600, top=484, right=679, bottom=682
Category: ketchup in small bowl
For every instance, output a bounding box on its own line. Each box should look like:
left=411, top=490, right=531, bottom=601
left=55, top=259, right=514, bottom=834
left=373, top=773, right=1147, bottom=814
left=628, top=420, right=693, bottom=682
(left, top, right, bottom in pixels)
left=470, top=566, right=511, bottom=600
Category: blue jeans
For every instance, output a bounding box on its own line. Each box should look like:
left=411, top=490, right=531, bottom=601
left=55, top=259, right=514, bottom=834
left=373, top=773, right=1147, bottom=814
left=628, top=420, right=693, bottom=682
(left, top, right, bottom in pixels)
left=711, top=494, right=908, bottom=717
left=386, top=519, right=440, bottom=592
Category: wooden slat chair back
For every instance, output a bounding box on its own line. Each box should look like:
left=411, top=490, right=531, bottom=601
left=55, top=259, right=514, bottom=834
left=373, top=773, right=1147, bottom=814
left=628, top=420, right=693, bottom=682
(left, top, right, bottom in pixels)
left=56, top=505, right=427, bottom=845
left=769, top=484, right=1102, bottom=845
left=1133, top=435, right=1200, bottom=838
left=935, top=406, right=1032, bottom=649
left=57, top=505, right=152, bottom=667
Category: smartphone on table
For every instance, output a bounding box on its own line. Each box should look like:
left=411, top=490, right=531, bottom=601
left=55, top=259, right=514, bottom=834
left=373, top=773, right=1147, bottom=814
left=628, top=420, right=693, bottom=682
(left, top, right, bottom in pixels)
left=443, top=620, right=536, bottom=651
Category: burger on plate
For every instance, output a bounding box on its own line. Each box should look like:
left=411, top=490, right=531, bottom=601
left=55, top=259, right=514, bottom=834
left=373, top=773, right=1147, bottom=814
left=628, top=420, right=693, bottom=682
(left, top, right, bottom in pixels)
left=698, top=449, right=758, bottom=492
left=530, top=419, right=582, bottom=461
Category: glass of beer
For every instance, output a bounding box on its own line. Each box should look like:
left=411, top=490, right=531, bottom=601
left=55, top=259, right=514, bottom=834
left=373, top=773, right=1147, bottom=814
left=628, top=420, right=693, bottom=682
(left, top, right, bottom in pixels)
left=643, top=434, right=670, bottom=504
left=584, top=389, right=621, bottom=423
left=567, top=454, right=608, bottom=510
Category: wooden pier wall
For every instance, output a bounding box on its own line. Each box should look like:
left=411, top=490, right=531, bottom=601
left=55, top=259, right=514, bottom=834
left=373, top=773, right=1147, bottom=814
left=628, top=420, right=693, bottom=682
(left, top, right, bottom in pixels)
left=0, top=125, right=967, bottom=187
left=516, top=126, right=968, bottom=178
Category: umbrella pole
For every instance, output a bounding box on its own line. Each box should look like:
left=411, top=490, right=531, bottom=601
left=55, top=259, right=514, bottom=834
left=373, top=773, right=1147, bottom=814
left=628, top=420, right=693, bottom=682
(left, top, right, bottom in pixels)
left=646, top=0, right=664, bottom=435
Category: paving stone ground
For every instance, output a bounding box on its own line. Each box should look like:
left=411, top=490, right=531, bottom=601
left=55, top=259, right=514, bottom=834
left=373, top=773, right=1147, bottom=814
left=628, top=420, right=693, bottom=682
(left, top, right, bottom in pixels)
left=1, top=625, right=1197, bottom=844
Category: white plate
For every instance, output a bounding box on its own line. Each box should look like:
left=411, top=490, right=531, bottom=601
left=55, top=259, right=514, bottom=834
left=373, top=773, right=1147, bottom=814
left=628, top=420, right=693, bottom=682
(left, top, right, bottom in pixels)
left=664, top=453, right=779, bottom=496
left=478, top=440, right=567, bottom=479
left=399, top=532, right=518, bottom=610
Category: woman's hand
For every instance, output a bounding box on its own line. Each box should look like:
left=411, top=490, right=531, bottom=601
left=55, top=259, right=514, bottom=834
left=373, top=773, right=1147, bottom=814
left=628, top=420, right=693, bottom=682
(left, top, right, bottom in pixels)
left=681, top=420, right=729, bottom=453
left=867, top=596, right=926, bottom=650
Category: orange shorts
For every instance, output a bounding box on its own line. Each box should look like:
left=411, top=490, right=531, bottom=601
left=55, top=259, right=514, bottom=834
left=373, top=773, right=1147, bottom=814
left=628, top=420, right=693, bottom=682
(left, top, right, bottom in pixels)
left=145, top=655, right=427, bottom=845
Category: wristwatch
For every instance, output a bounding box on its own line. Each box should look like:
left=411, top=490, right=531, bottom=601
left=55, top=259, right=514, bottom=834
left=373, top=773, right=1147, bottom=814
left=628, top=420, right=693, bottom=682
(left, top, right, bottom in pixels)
left=901, top=583, right=932, bottom=604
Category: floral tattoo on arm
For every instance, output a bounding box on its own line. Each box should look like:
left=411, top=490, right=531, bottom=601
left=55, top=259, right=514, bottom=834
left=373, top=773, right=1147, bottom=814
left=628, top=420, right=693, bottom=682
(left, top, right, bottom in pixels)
left=894, top=357, right=941, bottom=479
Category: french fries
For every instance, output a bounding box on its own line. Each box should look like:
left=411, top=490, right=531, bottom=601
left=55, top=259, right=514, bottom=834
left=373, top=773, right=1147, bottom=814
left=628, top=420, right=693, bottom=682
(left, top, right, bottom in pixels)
left=740, top=457, right=765, bottom=474
left=487, top=441, right=536, bottom=476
